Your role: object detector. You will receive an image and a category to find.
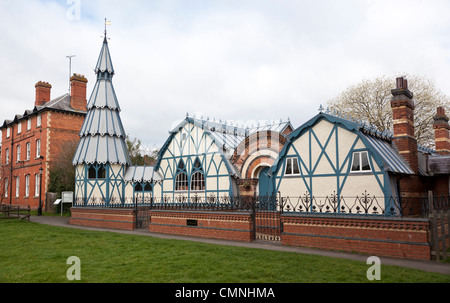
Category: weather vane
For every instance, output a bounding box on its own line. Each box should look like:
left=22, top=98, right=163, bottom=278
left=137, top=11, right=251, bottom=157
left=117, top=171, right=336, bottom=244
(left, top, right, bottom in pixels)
left=104, top=18, right=111, bottom=38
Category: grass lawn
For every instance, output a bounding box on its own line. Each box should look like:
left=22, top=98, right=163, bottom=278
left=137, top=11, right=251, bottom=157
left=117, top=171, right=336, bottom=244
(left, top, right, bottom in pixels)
left=0, top=219, right=449, bottom=283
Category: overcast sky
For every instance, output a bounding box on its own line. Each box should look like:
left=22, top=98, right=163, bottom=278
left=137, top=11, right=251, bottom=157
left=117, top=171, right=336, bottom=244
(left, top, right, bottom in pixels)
left=1, top=0, right=449, bottom=149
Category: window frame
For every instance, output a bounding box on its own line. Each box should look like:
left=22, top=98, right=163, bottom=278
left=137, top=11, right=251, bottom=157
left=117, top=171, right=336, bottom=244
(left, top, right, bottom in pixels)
left=26, top=142, right=31, bottom=160
left=15, top=176, right=19, bottom=197
left=284, top=157, right=300, bottom=176
left=36, top=139, right=41, bottom=158
left=350, top=151, right=371, bottom=173
left=35, top=174, right=40, bottom=197
left=175, top=172, right=188, bottom=191
left=25, top=174, right=30, bottom=197
left=191, top=171, right=205, bottom=191
left=87, top=164, right=106, bottom=179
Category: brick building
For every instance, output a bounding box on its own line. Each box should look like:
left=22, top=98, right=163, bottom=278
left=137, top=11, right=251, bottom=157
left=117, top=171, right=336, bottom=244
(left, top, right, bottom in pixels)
left=0, top=74, right=88, bottom=210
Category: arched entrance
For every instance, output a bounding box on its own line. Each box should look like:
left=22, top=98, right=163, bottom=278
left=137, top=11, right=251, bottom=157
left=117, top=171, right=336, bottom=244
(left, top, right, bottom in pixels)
left=257, top=166, right=271, bottom=197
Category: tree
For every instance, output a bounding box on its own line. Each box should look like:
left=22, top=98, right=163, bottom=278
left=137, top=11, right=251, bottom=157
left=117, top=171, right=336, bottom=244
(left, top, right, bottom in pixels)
left=126, top=134, right=159, bottom=165
left=327, top=74, right=450, bottom=148
left=48, top=139, right=78, bottom=194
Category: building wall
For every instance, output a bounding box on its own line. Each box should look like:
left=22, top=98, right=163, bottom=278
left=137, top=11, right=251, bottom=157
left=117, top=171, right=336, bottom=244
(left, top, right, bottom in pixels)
left=274, top=119, right=388, bottom=211
left=155, top=121, right=233, bottom=202
left=74, top=163, right=126, bottom=206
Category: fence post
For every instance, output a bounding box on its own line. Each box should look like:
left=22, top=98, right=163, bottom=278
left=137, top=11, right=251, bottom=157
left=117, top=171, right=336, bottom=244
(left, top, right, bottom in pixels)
left=441, top=210, right=447, bottom=261
left=428, top=190, right=434, bottom=214
left=432, top=210, right=440, bottom=262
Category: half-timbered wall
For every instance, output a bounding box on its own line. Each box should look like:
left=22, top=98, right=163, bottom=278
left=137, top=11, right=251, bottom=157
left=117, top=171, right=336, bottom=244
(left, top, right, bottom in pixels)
left=75, top=163, right=126, bottom=205
left=274, top=119, right=393, bottom=212
left=155, top=121, right=234, bottom=201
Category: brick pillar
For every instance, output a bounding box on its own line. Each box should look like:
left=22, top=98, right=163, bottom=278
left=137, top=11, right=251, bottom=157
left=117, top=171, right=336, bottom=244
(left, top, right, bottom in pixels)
left=70, top=73, right=88, bottom=111
left=390, top=77, right=418, bottom=174
left=35, top=81, right=52, bottom=106
left=433, top=107, right=450, bottom=155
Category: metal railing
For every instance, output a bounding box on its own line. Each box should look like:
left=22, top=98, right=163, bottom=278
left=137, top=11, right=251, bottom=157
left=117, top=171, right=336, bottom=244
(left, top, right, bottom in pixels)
left=73, top=193, right=449, bottom=217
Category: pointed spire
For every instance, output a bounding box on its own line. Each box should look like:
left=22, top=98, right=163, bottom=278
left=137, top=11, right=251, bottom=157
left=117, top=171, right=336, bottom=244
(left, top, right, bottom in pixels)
left=95, top=21, right=114, bottom=75
left=73, top=29, right=131, bottom=166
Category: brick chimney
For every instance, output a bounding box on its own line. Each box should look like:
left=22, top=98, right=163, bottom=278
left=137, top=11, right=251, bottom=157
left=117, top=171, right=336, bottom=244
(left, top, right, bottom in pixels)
left=390, top=77, right=418, bottom=173
left=433, top=107, right=450, bottom=155
left=70, top=73, right=88, bottom=111
left=35, top=81, right=52, bottom=106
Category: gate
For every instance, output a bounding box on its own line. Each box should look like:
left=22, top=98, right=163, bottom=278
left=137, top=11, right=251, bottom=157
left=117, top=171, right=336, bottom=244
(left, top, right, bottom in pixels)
left=254, top=196, right=282, bottom=242
left=136, top=205, right=151, bottom=229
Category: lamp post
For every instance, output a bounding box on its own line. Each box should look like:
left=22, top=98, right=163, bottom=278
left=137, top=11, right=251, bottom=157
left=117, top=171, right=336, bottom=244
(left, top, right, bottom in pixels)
left=38, top=167, right=43, bottom=216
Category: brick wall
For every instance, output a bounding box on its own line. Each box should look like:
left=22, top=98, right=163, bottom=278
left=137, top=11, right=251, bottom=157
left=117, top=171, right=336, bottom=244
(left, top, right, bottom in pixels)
left=281, top=213, right=430, bottom=260
left=70, top=207, right=135, bottom=230
left=148, top=210, right=254, bottom=242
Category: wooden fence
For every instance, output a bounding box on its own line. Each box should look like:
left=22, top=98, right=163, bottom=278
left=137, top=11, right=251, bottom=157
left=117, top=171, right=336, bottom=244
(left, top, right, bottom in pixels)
left=0, top=204, right=31, bottom=222
left=429, top=209, right=450, bottom=262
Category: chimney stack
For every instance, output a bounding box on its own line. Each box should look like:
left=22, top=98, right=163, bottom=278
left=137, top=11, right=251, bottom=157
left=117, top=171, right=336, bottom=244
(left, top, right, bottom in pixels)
left=390, top=77, right=418, bottom=173
left=35, top=81, right=52, bottom=106
left=70, top=73, right=88, bottom=111
left=433, top=107, right=450, bottom=155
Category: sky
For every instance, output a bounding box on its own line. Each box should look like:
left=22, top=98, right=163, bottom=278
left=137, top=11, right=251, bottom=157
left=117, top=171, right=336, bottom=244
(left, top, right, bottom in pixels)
left=1, top=0, right=449, bottom=150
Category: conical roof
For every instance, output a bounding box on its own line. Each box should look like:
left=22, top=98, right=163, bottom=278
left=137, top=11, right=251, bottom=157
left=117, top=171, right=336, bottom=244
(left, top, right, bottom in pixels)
left=73, top=35, right=130, bottom=166
left=94, top=37, right=114, bottom=74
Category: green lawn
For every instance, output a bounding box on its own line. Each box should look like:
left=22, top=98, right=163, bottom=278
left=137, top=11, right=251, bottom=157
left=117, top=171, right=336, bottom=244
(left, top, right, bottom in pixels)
left=0, top=219, right=449, bottom=283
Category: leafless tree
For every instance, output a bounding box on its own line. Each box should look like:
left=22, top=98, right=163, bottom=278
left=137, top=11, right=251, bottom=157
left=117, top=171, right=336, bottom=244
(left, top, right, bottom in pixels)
left=327, top=74, right=450, bottom=148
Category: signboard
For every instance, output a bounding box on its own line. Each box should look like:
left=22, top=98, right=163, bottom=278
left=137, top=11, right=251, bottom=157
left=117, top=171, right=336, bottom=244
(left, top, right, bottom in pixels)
left=62, top=191, right=74, bottom=203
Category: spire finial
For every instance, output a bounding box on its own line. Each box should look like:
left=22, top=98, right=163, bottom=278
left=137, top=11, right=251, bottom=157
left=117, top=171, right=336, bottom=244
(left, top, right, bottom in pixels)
left=104, top=18, right=111, bottom=41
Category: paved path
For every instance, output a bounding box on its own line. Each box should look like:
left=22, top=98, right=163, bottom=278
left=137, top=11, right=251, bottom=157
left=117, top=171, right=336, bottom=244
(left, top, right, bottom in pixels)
left=30, top=215, right=450, bottom=275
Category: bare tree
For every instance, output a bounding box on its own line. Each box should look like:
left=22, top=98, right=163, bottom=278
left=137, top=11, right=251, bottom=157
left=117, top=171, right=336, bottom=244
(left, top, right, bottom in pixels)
left=327, top=74, right=450, bottom=148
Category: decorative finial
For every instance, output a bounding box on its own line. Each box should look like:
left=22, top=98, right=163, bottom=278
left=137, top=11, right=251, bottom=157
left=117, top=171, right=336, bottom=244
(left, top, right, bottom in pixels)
left=104, top=18, right=111, bottom=39
left=318, top=104, right=324, bottom=113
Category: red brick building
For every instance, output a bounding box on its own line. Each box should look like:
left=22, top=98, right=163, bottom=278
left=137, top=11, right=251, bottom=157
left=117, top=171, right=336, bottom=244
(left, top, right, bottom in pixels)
left=0, top=74, right=88, bottom=210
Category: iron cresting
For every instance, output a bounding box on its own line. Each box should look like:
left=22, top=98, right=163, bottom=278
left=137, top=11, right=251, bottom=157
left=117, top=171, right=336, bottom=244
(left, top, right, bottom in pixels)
left=175, top=287, right=275, bottom=300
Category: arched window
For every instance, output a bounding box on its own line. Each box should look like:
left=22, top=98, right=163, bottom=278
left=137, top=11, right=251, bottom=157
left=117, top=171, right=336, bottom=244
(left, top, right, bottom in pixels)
left=88, top=164, right=106, bottom=179
left=175, top=159, right=188, bottom=191
left=175, top=172, right=188, bottom=191
left=191, top=171, right=205, bottom=191
left=191, top=157, right=205, bottom=191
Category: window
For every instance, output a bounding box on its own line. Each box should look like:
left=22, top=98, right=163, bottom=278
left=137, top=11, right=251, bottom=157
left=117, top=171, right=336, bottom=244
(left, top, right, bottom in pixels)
left=25, top=175, right=30, bottom=197
left=135, top=182, right=152, bottom=192
left=285, top=157, right=300, bottom=175
left=4, top=178, right=8, bottom=197
left=26, top=142, right=30, bottom=160
left=6, top=127, right=10, bottom=138
left=15, top=176, right=19, bottom=197
left=27, top=119, right=31, bottom=130
left=191, top=172, right=205, bottom=191
left=175, top=159, right=188, bottom=191
left=191, top=158, right=205, bottom=191
left=37, top=115, right=41, bottom=127
left=5, top=148, right=9, bottom=164
left=35, top=174, right=40, bottom=196
left=36, top=139, right=41, bottom=158
left=16, top=145, right=21, bottom=162
left=17, top=122, right=21, bottom=134
left=351, top=151, right=371, bottom=172
left=88, top=164, right=106, bottom=179
left=175, top=172, right=188, bottom=191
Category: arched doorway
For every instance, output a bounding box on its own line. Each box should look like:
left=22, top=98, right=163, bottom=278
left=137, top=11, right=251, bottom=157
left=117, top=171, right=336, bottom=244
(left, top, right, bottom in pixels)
left=257, top=166, right=271, bottom=197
